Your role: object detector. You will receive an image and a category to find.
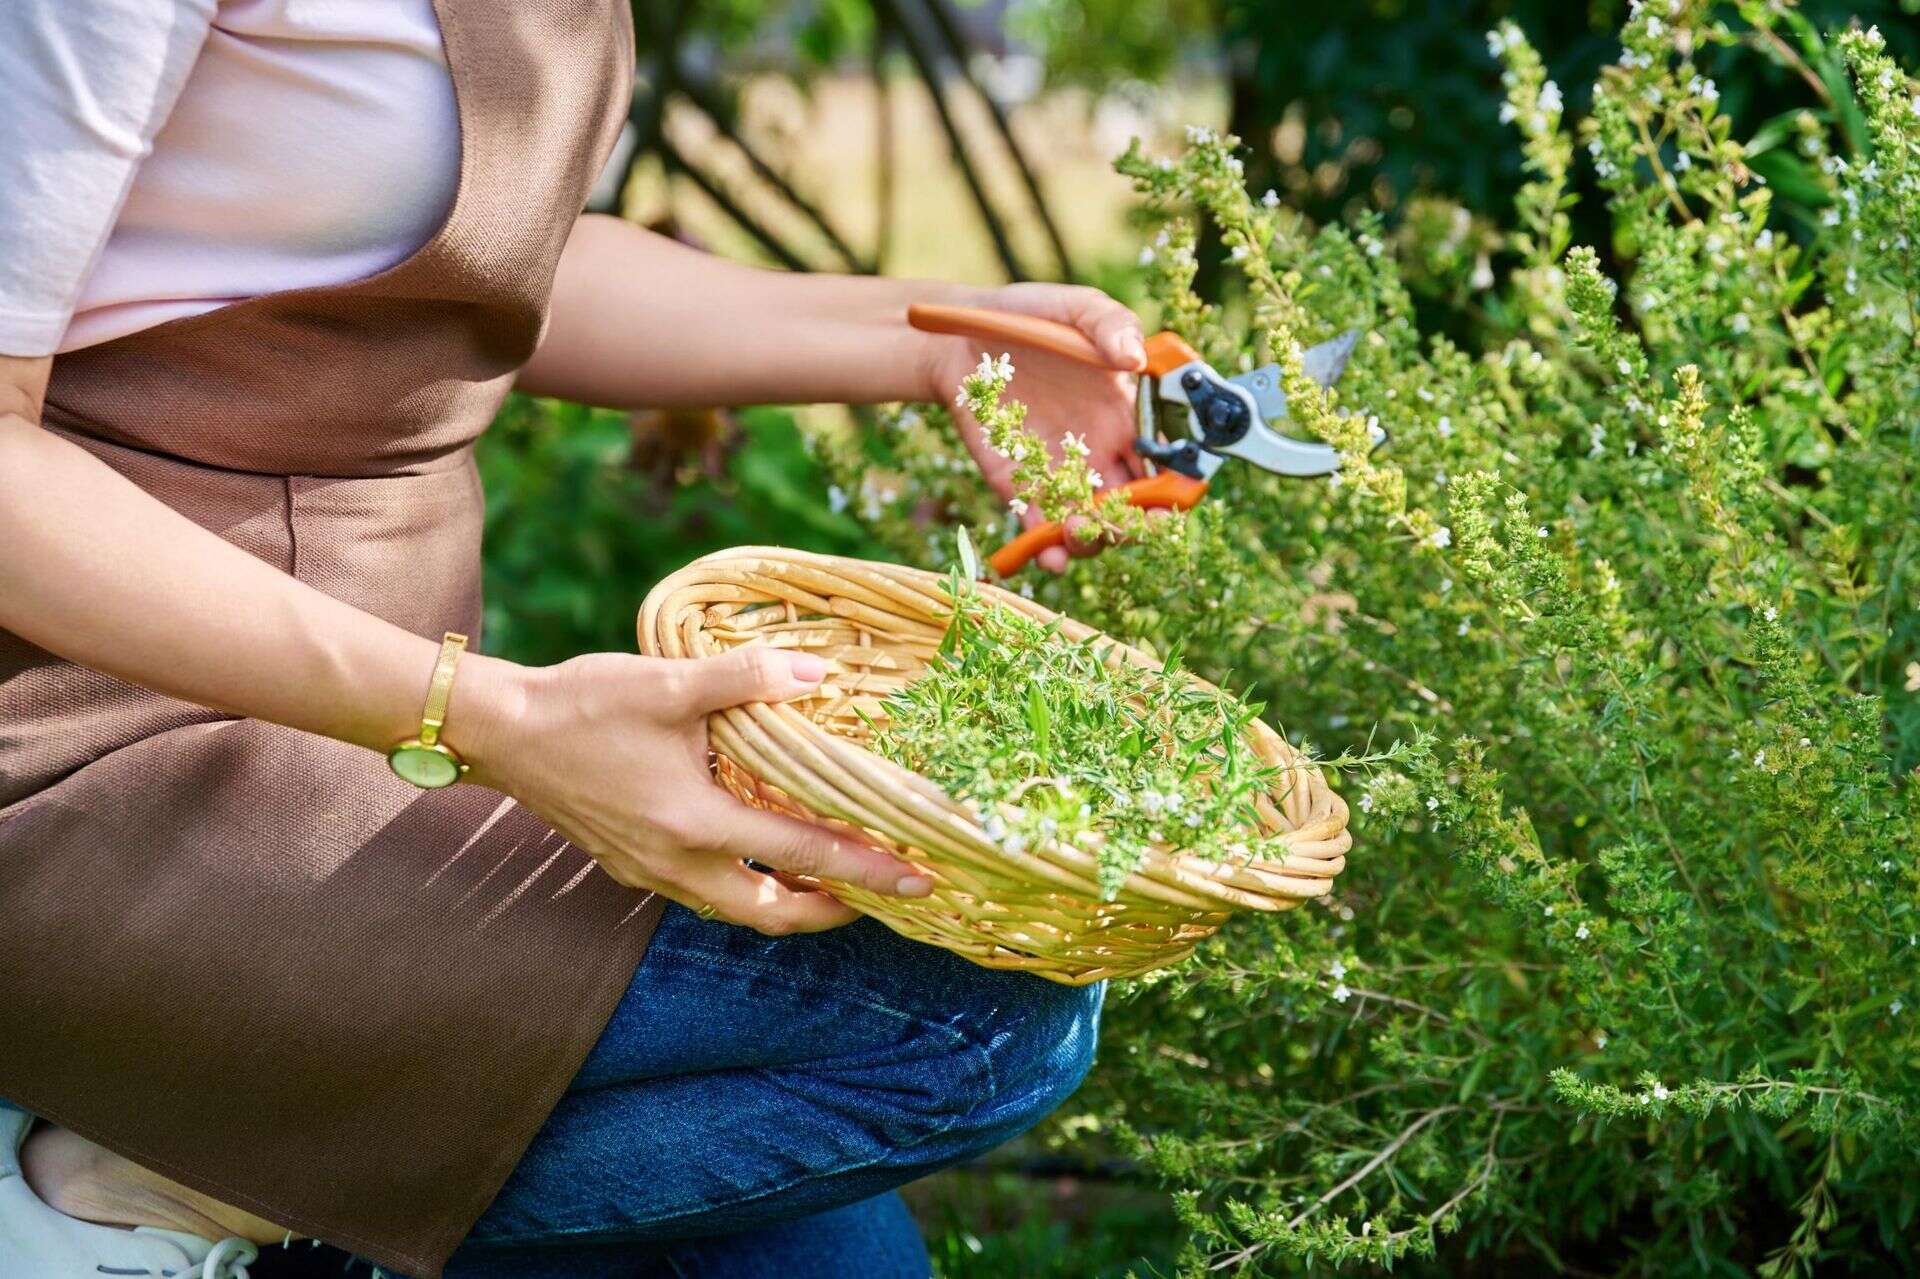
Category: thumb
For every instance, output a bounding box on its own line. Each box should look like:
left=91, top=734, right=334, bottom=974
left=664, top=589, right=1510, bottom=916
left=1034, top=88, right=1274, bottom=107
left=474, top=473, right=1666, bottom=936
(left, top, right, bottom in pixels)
left=673, top=646, right=827, bottom=716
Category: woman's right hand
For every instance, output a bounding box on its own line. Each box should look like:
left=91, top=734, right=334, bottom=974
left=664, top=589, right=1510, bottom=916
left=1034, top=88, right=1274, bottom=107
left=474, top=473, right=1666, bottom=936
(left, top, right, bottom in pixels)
left=459, top=646, right=932, bottom=935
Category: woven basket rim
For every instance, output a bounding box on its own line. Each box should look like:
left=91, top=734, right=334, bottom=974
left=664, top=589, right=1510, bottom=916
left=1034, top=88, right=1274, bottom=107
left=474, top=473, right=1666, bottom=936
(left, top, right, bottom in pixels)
left=639, top=546, right=1350, bottom=915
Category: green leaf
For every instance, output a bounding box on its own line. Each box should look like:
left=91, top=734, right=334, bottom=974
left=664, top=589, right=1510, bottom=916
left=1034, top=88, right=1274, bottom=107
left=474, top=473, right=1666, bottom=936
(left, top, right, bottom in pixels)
left=956, top=525, right=981, bottom=583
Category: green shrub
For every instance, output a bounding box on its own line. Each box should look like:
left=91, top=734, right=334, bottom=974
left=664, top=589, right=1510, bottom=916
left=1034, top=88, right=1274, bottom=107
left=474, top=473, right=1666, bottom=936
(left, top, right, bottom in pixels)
left=810, top=5, right=1920, bottom=1273
left=477, top=399, right=880, bottom=664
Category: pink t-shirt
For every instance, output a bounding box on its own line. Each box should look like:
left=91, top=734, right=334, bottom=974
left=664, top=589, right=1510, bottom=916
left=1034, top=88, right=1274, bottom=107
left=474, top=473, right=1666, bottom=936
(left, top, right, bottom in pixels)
left=0, top=0, right=461, bottom=357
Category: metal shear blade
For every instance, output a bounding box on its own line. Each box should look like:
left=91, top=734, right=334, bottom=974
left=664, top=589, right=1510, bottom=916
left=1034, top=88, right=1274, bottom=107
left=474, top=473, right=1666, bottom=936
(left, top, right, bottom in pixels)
left=1146, top=330, right=1381, bottom=479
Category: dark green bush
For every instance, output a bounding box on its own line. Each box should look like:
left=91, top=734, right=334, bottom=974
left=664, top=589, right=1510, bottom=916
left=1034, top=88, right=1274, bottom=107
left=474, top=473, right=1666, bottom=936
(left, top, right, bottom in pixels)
left=810, top=6, right=1920, bottom=1273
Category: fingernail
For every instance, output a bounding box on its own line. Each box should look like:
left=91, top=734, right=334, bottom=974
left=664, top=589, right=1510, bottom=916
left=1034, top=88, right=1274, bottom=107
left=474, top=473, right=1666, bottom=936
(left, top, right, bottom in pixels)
left=895, top=874, right=934, bottom=896
left=788, top=652, right=827, bottom=682
left=1124, top=336, right=1147, bottom=369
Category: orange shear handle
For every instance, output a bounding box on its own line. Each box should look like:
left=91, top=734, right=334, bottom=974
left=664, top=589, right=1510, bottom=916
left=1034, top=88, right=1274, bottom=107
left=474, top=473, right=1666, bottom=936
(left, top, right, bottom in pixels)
left=988, top=471, right=1209, bottom=577
left=905, top=303, right=1201, bottom=378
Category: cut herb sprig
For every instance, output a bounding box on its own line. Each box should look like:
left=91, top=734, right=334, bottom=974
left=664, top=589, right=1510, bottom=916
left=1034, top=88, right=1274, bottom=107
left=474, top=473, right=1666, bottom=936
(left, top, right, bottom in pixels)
left=869, top=541, right=1283, bottom=900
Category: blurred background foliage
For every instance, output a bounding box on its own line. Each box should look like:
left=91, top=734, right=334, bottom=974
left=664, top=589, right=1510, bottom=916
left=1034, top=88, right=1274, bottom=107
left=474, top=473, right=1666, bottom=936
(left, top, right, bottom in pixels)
left=457, top=1, right=1920, bottom=1274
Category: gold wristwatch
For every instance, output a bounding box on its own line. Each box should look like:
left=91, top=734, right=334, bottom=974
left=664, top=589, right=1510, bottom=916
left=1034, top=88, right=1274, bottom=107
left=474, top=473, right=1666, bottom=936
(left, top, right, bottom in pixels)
left=388, top=632, right=471, bottom=789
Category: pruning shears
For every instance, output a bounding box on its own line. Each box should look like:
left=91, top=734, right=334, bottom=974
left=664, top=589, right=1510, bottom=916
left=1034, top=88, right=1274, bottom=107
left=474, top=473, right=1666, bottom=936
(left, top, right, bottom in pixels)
left=907, top=303, right=1382, bottom=576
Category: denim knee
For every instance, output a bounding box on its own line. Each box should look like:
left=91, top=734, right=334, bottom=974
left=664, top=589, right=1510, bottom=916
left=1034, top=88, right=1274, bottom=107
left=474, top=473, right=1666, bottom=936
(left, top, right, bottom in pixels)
left=939, top=976, right=1104, bottom=1157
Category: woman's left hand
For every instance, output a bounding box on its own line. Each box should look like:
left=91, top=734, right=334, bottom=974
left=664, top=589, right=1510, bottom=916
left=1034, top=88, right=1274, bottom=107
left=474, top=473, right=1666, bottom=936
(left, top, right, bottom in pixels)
left=921, top=282, right=1147, bottom=573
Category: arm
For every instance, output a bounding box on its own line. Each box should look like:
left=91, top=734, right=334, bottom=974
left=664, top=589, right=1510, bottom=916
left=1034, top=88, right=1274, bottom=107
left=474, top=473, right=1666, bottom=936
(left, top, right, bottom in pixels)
left=0, top=355, right=927, bottom=932
left=520, top=216, right=1148, bottom=569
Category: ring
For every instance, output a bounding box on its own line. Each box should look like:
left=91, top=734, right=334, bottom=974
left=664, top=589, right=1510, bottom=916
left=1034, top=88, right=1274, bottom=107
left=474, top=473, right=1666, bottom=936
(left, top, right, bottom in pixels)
left=695, top=903, right=719, bottom=921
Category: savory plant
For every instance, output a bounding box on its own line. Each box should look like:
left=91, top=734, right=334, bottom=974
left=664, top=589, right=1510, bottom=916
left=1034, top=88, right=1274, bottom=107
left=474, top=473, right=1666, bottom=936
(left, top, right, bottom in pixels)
left=811, top=2, right=1920, bottom=1273
left=866, top=532, right=1284, bottom=899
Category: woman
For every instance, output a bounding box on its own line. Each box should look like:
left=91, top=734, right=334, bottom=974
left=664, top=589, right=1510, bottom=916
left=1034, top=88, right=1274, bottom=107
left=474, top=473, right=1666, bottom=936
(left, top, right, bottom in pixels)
left=0, top=2, right=1147, bottom=1277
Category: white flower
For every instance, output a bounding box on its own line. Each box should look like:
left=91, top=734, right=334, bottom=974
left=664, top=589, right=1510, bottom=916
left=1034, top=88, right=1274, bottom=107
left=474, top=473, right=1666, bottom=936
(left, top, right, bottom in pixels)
left=1359, top=792, right=1376, bottom=813
left=1331, top=983, right=1353, bottom=1003
left=1697, top=78, right=1719, bottom=103
left=1651, top=1082, right=1670, bottom=1101
left=1008, top=497, right=1028, bottom=517
left=1576, top=923, right=1591, bottom=940
left=1138, top=246, right=1156, bottom=267
left=1229, top=244, right=1249, bottom=262
left=1440, top=577, right=1454, bottom=594
left=1456, top=619, right=1470, bottom=636
left=1893, top=999, right=1906, bottom=1016
left=1539, top=80, right=1563, bottom=114
left=1595, top=1033, right=1609, bottom=1049
left=1437, top=415, right=1453, bottom=438
left=1536, top=525, right=1550, bottom=538
left=1729, top=313, right=1750, bottom=335
left=1426, top=795, right=1440, bottom=812
left=1645, top=16, right=1664, bottom=38
left=1763, top=606, right=1777, bottom=621
left=1753, top=750, right=1767, bottom=768
left=1617, top=358, right=1634, bottom=377
left=1329, top=958, right=1348, bottom=979
left=827, top=484, right=849, bottom=513
left=1673, top=150, right=1692, bottom=172
left=1428, top=526, right=1453, bottom=550
left=1262, top=188, right=1280, bottom=208
left=1184, top=124, right=1216, bottom=145
left=1061, top=431, right=1090, bottom=458
left=1499, top=102, right=1519, bottom=125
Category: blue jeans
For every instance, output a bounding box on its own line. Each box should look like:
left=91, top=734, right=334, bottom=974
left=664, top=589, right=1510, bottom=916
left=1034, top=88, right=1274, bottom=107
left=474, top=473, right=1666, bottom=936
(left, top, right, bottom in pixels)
left=441, top=904, right=1105, bottom=1278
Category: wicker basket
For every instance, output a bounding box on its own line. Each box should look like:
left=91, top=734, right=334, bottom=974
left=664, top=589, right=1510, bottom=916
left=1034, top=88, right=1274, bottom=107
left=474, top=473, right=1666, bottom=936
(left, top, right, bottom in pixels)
left=637, top=547, right=1351, bottom=985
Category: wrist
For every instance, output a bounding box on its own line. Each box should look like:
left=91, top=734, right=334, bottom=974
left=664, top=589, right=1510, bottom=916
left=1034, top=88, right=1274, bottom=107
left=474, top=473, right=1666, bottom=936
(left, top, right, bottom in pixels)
left=901, top=280, right=993, bottom=405
left=445, top=653, right=537, bottom=791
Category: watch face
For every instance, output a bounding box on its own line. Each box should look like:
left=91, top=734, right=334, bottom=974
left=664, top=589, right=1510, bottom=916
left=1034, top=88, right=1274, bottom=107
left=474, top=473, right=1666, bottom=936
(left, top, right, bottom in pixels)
left=390, top=744, right=461, bottom=789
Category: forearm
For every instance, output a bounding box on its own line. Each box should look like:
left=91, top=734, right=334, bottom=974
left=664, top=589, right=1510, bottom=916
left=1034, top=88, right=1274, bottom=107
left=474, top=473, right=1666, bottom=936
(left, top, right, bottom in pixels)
left=0, top=411, right=517, bottom=762
left=516, top=214, right=987, bottom=408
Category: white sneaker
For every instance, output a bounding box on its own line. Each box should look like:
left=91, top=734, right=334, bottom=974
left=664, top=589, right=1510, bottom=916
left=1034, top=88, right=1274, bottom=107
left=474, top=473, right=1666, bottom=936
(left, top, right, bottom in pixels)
left=0, top=1108, right=260, bottom=1278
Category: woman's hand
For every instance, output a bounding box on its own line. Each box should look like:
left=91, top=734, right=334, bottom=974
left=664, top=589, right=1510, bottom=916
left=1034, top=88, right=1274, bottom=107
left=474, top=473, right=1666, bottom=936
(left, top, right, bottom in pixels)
left=462, top=646, right=931, bottom=935
left=922, top=282, right=1147, bottom=572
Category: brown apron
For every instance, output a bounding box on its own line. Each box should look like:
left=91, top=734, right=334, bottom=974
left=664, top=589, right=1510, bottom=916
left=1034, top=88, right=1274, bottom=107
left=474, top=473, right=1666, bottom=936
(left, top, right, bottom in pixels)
left=0, top=4, right=663, bottom=1275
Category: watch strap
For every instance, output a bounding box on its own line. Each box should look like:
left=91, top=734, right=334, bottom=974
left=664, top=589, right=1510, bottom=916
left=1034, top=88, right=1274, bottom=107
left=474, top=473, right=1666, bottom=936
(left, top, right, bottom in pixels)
left=418, top=631, right=468, bottom=748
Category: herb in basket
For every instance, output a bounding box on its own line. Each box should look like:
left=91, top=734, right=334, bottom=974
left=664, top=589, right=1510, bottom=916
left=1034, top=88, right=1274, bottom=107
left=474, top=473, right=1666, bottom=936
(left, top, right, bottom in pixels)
left=866, top=533, right=1282, bottom=900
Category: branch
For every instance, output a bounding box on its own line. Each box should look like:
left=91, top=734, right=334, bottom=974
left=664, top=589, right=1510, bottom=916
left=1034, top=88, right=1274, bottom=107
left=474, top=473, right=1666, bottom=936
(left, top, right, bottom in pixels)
left=871, top=0, right=1027, bottom=279
left=673, top=72, right=872, bottom=272
left=914, top=0, right=1075, bottom=278
left=656, top=132, right=814, bottom=272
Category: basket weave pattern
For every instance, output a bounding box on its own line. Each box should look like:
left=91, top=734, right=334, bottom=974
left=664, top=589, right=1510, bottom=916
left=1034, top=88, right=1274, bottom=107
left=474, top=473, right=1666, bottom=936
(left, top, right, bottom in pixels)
left=638, top=547, right=1351, bottom=985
